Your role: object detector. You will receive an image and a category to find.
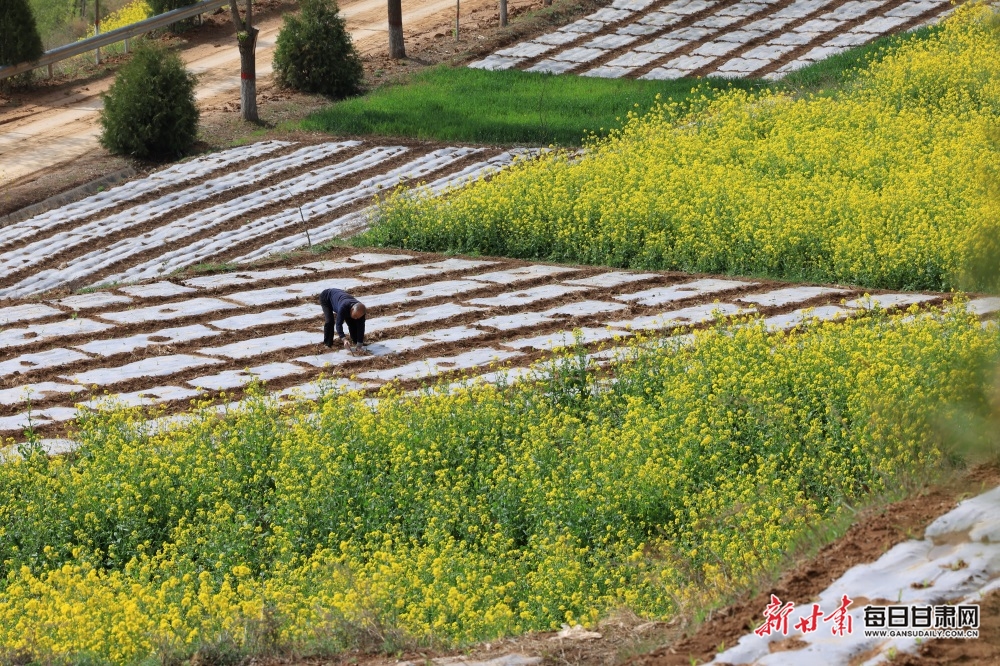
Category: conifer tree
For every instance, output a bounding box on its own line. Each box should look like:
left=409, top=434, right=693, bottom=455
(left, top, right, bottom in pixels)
left=273, top=0, right=363, bottom=99
left=0, top=0, right=45, bottom=87
left=99, top=42, right=198, bottom=159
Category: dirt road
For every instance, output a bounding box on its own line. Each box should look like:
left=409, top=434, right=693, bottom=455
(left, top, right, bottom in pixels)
left=0, top=0, right=492, bottom=188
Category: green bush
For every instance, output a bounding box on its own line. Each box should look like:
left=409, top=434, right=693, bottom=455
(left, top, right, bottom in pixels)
left=0, top=0, right=44, bottom=87
left=273, top=0, right=363, bottom=99
left=99, top=42, right=198, bottom=159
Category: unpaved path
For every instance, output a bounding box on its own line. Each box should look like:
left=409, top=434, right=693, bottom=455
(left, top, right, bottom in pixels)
left=0, top=0, right=496, bottom=188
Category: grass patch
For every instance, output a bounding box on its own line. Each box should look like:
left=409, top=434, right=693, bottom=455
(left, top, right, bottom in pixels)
left=77, top=282, right=121, bottom=293
left=188, top=262, right=240, bottom=274
left=302, top=65, right=771, bottom=146
left=300, top=19, right=943, bottom=147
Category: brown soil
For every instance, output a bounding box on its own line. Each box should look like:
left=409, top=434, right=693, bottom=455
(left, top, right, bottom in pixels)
left=510, top=0, right=725, bottom=72
left=491, top=0, right=954, bottom=81
left=628, top=463, right=1000, bottom=666
left=0, top=156, right=137, bottom=223
left=680, top=0, right=916, bottom=79
left=605, top=0, right=799, bottom=78
left=893, top=588, right=1000, bottom=666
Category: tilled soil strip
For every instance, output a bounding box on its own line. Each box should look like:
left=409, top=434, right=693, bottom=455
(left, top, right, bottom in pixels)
left=73, top=148, right=484, bottom=292
left=1, top=262, right=699, bottom=376
left=586, top=0, right=800, bottom=76
left=746, top=0, right=949, bottom=77
left=0, top=141, right=376, bottom=289
left=0, top=142, right=303, bottom=251
left=513, top=0, right=747, bottom=71
left=488, top=0, right=953, bottom=81
left=0, top=141, right=500, bottom=293
left=637, top=0, right=903, bottom=79
left=223, top=149, right=543, bottom=265
left=1, top=253, right=974, bottom=438
left=894, top=589, right=1000, bottom=665
left=0, top=254, right=948, bottom=358
left=204, top=150, right=507, bottom=267
left=128, top=146, right=518, bottom=285
left=0, top=260, right=900, bottom=367
left=678, top=0, right=893, bottom=78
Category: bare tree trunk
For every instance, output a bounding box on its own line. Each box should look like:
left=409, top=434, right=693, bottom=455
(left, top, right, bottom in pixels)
left=230, top=0, right=259, bottom=123
left=238, top=28, right=259, bottom=121
left=388, top=0, right=405, bottom=59
left=94, top=0, right=101, bottom=64
left=499, top=0, right=507, bottom=26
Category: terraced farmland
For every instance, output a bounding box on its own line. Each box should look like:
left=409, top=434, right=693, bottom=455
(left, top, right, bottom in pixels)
left=2, top=4, right=999, bottom=663
left=1, top=141, right=998, bottom=447
left=2, top=249, right=997, bottom=663
left=2, top=239, right=998, bottom=448
left=469, top=0, right=950, bottom=78
left=0, top=140, right=532, bottom=299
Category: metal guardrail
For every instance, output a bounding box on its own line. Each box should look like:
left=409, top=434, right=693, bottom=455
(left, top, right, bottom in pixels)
left=0, top=0, right=228, bottom=80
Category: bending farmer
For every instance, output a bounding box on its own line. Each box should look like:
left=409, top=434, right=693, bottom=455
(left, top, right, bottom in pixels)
left=319, top=287, right=366, bottom=351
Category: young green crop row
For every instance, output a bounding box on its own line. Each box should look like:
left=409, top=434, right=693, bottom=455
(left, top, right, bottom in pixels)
left=1, top=305, right=997, bottom=663
left=363, top=5, right=1000, bottom=293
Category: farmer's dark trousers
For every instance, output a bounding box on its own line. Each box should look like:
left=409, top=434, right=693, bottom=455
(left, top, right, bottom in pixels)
left=319, top=290, right=336, bottom=347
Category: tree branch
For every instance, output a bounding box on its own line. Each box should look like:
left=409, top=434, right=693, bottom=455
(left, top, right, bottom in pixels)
left=229, top=0, right=245, bottom=32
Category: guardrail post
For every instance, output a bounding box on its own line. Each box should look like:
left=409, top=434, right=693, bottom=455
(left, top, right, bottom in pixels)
left=125, top=37, right=130, bottom=53
left=47, top=63, right=53, bottom=78
left=95, top=0, right=101, bottom=64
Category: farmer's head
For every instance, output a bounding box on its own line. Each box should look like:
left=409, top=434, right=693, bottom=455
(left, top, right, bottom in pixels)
left=350, top=303, right=367, bottom=320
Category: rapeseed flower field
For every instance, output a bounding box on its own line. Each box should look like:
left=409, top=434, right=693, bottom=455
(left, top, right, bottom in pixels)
left=366, top=5, right=1000, bottom=292
left=1, top=306, right=997, bottom=663
left=86, top=1, right=152, bottom=38
left=80, top=1, right=152, bottom=57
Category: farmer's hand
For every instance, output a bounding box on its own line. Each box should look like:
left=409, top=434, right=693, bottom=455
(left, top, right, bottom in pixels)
left=342, top=337, right=352, bottom=349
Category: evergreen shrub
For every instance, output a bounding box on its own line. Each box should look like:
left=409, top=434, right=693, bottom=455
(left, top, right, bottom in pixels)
left=99, top=42, right=198, bottom=159
left=273, top=0, right=363, bottom=99
left=0, top=0, right=44, bottom=88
